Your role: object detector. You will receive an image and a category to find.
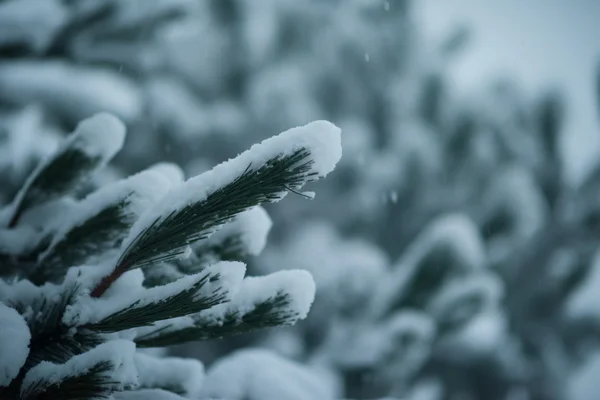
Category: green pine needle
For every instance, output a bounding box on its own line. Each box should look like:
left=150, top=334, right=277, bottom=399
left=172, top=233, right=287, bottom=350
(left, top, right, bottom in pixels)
left=135, top=291, right=297, bottom=347
left=31, top=197, right=135, bottom=284
left=116, top=149, right=316, bottom=274
left=83, top=271, right=231, bottom=333
left=9, top=147, right=102, bottom=228
left=20, top=361, right=119, bottom=400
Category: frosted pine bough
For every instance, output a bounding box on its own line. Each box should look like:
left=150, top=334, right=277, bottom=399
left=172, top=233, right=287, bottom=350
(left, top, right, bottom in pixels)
left=0, top=113, right=341, bottom=399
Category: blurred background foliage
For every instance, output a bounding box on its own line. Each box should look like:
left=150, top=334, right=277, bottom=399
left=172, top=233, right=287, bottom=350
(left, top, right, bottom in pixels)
left=1, top=0, right=600, bottom=399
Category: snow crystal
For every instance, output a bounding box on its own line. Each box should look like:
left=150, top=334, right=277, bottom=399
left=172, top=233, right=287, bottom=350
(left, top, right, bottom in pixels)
left=64, top=261, right=246, bottom=327
left=148, top=163, right=185, bottom=185
left=199, top=349, right=336, bottom=400
left=0, top=304, right=31, bottom=387
left=21, top=340, right=137, bottom=393
left=121, top=120, right=341, bottom=260
left=134, top=353, right=204, bottom=398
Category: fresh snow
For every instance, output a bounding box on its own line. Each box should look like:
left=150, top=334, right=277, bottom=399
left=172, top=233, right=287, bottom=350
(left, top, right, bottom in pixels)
left=134, top=353, right=204, bottom=398
left=199, top=269, right=316, bottom=323
left=21, top=340, right=138, bottom=394
left=114, top=388, right=186, bottom=400
left=0, top=304, right=31, bottom=387
left=204, top=206, right=273, bottom=257
left=199, top=349, right=336, bottom=400
left=63, top=261, right=246, bottom=327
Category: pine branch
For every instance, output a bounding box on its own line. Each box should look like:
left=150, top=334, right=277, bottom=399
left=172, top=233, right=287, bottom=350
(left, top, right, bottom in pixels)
left=20, top=361, right=117, bottom=400
left=136, top=291, right=298, bottom=347
left=19, top=340, right=137, bottom=400
left=80, top=263, right=244, bottom=333
left=7, top=113, right=124, bottom=228
left=91, top=149, right=317, bottom=298
left=30, top=198, right=132, bottom=284
left=31, top=167, right=174, bottom=284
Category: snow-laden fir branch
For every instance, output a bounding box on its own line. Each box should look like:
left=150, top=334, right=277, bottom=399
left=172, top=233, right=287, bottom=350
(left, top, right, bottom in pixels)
left=66, top=262, right=246, bottom=333
left=19, top=340, right=137, bottom=400
left=7, top=113, right=125, bottom=228
left=172, top=206, right=272, bottom=277
left=30, top=165, right=182, bottom=284
left=135, top=270, right=316, bottom=347
left=91, top=120, right=341, bottom=297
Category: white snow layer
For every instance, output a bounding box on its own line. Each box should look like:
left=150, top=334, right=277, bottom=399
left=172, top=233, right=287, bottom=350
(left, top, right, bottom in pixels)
left=121, top=120, right=342, bottom=255
left=198, top=269, right=316, bottom=324
left=206, top=206, right=273, bottom=256
left=0, top=304, right=31, bottom=387
left=21, top=340, right=137, bottom=394
left=199, top=349, right=336, bottom=400
left=134, top=353, right=204, bottom=398
left=63, top=261, right=246, bottom=327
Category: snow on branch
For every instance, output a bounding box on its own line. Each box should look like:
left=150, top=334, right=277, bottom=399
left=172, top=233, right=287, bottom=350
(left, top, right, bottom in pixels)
left=174, top=206, right=273, bottom=276
left=31, top=166, right=180, bottom=284
left=20, top=340, right=137, bottom=400
left=7, top=113, right=125, bottom=228
left=91, top=120, right=341, bottom=297
left=134, top=270, right=316, bottom=347
left=66, top=261, right=246, bottom=333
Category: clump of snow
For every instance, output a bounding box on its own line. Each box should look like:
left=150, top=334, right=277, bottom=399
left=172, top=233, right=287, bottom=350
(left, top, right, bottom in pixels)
left=69, top=113, right=126, bottom=159
left=134, top=353, right=204, bottom=398
left=0, top=225, right=42, bottom=255
left=204, top=206, right=273, bottom=257
left=0, top=0, right=68, bottom=54
left=64, top=261, right=246, bottom=327
left=0, top=304, right=31, bottom=386
left=199, top=349, right=337, bottom=400
left=21, top=340, right=137, bottom=394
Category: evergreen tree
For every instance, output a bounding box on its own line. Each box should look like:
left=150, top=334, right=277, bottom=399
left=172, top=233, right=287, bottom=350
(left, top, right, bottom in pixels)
left=0, top=112, right=342, bottom=399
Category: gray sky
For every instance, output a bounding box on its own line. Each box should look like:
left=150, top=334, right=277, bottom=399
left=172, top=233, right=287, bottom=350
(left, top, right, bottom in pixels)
left=416, top=0, right=600, bottom=185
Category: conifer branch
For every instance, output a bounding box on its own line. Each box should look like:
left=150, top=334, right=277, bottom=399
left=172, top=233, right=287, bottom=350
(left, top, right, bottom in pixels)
left=91, top=149, right=317, bottom=298
left=20, top=361, right=118, bottom=400
left=81, top=265, right=241, bottom=333
left=135, top=291, right=298, bottom=347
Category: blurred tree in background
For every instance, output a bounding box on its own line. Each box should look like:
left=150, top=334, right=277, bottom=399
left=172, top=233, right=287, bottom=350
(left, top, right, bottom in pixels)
left=2, top=0, right=600, bottom=399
